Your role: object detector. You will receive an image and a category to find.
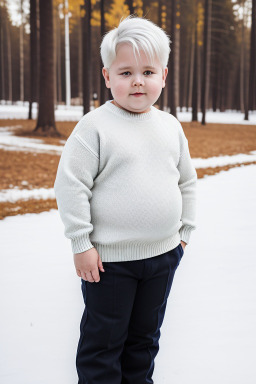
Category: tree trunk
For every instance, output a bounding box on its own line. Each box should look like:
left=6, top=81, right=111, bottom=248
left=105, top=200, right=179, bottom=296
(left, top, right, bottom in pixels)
left=20, top=0, right=24, bottom=102
left=219, top=66, right=225, bottom=112
left=56, top=5, right=62, bottom=103
left=142, top=0, right=147, bottom=16
left=82, top=0, right=91, bottom=115
left=183, top=33, right=190, bottom=111
left=4, top=0, right=12, bottom=101
left=192, top=17, right=198, bottom=122
left=64, top=0, right=71, bottom=107
left=127, top=0, right=134, bottom=15
left=212, top=52, right=219, bottom=112
left=0, top=5, right=5, bottom=101
left=201, top=0, right=212, bottom=125
left=168, top=0, right=180, bottom=117
left=158, top=0, right=164, bottom=110
left=232, top=59, right=240, bottom=110
left=240, top=4, right=245, bottom=113
left=78, top=9, right=82, bottom=102
left=35, top=0, right=59, bottom=136
left=100, top=0, right=106, bottom=106
left=53, top=4, right=57, bottom=107
left=243, top=2, right=249, bottom=119
left=248, top=0, right=256, bottom=114
left=240, top=1, right=249, bottom=120
left=29, top=0, right=38, bottom=119
left=187, top=33, right=194, bottom=111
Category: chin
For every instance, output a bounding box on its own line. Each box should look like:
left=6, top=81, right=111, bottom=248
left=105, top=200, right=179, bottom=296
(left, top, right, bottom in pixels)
left=114, top=100, right=151, bottom=114
left=127, top=103, right=151, bottom=112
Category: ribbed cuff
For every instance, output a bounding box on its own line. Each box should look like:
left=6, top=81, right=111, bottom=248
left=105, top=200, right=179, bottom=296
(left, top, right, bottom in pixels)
left=179, top=225, right=194, bottom=244
left=71, top=233, right=94, bottom=254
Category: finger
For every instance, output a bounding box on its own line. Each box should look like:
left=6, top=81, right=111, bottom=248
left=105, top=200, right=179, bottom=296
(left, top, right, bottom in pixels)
left=98, top=258, right=105, bottom=272
left=76, top=269, right=82, bottom=278
left=86, top=271, right=95, bottom=283
left=91, top=269, right=100, bottom=283
left=81, top=271, right=87, bottom=281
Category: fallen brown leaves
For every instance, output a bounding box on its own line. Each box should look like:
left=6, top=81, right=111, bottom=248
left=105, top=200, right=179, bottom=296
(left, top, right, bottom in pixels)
left=1, top=119, right=256, bottom=220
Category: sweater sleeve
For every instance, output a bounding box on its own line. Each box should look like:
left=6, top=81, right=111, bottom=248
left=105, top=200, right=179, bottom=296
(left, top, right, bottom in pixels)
left=54, top=130, right=99, bottom=254
left=177, top=127, right=197, bottom=244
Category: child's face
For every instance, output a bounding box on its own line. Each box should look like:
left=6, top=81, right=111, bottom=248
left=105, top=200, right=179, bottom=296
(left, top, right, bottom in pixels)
left=102, top=43, right=168, bottom=114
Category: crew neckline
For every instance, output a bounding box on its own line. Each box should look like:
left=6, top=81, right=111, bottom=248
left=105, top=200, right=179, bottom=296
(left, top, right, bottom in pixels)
left=104, top=100, right=155, bottom=121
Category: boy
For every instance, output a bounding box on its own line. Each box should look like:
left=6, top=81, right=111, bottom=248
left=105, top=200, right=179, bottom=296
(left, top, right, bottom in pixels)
left=54, top=15, right=197, bottom=384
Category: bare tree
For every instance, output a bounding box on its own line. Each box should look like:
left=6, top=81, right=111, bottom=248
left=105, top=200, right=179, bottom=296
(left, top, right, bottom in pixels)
left=158, top=0, right=164, bottom=110
left=78, top=6, right=82, bottom=102
left=192, top=12, right=198, bottom=122
left=34, top=0, right=59, bottom=136
left=100, top=0, right=106, bottom=106
left=0, top=3, right=5, bottom=101
left=56, top=4, right=62, bottom=104
left=240, top=0, right=249, bottom=119
left=248, top=0, right=256, bottom=116
left=201, top=0, right=212, bottom=125
left=3, top=0, right=12, bottom=101
left=168, top=0, right=180, bottom=117
left=20, top=0, right=24, bottom=102
left=28, top=0, right=38, bottom=119
left=81, top=0, right=91, bottom=114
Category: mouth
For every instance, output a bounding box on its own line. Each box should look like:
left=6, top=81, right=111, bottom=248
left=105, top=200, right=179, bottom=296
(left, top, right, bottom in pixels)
left=131, top=93, right=145, bottom=96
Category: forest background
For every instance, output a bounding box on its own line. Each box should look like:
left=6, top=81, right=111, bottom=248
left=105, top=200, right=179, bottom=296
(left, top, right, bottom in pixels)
left=0, top=0, right=256, bottom=133
left=0, top=0, right=256, bottom=220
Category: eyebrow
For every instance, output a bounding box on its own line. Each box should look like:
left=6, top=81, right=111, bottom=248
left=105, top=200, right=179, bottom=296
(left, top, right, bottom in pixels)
left=117, top=66, right=156, bottom=71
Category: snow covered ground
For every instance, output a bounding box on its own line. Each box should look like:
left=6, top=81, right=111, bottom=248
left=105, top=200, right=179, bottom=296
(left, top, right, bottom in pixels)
left=1, top=102, right=256, bottom=124
left=0, top=187, right=55, bottom=203
left=1, top=124, right=256, bottom=167
left=1, top=123, right=256, bottom=204
left=0, top=126, right=64, bottom=154
left=1, top=164, right=256, bottom=384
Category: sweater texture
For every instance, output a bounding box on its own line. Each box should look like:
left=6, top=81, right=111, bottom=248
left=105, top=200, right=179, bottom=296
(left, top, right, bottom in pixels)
left=54, top=100, right=197, bottom=262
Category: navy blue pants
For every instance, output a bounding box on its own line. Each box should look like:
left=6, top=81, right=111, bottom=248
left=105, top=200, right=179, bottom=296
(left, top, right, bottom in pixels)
left=76, top=244, right=184, bottom=384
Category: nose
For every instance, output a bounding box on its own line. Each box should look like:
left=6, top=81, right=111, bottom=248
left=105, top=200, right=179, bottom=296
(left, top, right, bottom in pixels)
left=132, top=75, right=144, bottom=87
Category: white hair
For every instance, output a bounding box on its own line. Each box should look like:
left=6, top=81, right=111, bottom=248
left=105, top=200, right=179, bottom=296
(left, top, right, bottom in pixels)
left=100, top=15, right=171, bottom=70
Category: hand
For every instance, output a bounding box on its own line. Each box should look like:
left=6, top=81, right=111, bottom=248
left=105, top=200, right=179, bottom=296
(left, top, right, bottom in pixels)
left=74, top=247, right=105, bottom=283
left=180, top=240, right=187, bottom=251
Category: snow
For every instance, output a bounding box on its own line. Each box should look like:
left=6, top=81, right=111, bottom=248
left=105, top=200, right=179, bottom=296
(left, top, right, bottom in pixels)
left=1, top=124, right=256, bottom=204
left=193, top=151, right=256, bottom=168
left=0, top=150, right=256, bottom=202
left=0, top=102, right=84, bottom=122
left=1, top=164, right=256, bottom=384
left=177, top=108, right=256, bottom=125
left=0, top=187, right=55, bottom=203
left=0, top=127, right=64, bottom=154
left=1, top=102, right=256, bottom=124
left=1, top=124, right=256, bottom=169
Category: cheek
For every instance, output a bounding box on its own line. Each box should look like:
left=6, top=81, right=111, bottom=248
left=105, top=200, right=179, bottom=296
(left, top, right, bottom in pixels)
left=150, top=80, right=163, bottom=95
left=111, top=81, right=129, bottom=97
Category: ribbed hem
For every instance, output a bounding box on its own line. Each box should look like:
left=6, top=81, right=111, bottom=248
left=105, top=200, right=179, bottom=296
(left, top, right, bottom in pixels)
left=179, top=225, right=194, bottom=244
left=91, top=232, right=181, bottom=262
left=71, top=233, right=94, bottom=254
left=104, top=100, right=156, bottom=121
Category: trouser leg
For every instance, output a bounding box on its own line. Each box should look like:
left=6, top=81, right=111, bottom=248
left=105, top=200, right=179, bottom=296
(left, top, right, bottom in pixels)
left=76, top=258, right=145, bottom=384
left=76, top=245, right=183, bottom=384
left=121, top=245, right=183, bottom=384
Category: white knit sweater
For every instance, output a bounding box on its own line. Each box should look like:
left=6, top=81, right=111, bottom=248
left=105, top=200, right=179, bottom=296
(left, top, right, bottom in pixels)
left=54, top=100, right=197, bottom=262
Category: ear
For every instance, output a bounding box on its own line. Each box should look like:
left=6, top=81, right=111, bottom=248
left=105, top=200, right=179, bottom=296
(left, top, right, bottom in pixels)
left=102, top=67, right=111, bottom=89
left=162, top=67, right=168, bottom=88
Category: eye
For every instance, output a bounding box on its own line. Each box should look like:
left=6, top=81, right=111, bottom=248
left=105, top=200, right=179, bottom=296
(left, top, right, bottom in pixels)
left=121, top=71, right=131, bottom=76
left=144, top=70, right=153, bottom=76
